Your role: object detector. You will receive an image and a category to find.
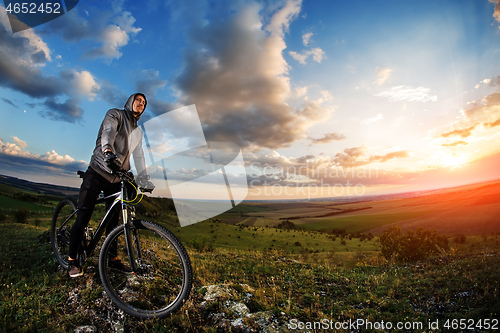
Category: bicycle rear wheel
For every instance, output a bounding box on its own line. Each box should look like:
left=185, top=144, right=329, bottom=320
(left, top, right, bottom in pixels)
left=99, top=220, right=192, bottom=318
left=51, top=198, right=77, bottom=270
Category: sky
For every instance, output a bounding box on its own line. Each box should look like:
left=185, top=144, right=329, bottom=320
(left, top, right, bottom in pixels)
left=1, top=0, right=500, bottom=200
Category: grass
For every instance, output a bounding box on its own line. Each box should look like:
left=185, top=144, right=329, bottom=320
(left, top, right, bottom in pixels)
left=1, top=183, right=500, bottom=331
left=0, top=221, right=499, bottom=332
left=167, top=219, right=379, bottom=254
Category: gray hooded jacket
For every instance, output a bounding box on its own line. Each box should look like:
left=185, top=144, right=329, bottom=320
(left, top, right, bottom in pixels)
left=89, top=93, right=147, bottom=183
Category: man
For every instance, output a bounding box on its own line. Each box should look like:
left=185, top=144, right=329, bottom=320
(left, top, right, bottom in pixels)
left=68, top=93, right=152, bottom=278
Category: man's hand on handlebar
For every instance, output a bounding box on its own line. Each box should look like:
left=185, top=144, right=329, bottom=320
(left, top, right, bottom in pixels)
left=137, top=174, right=155, bottom=193
left=104, top=150, right=122, bottom=172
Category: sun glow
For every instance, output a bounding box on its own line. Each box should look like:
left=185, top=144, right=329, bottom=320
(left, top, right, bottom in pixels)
left=440, top=153, right=467, bottom=169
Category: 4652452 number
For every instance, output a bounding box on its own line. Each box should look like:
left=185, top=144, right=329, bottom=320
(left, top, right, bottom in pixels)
left=444, top=319, right=498, bottom=331
left=5, top=2, right=62, bottom=15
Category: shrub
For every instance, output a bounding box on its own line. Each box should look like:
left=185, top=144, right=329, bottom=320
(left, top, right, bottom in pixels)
left=379, top=226, right=448, bottom=262
left=454, top=234, right=466, bottom=244
left=13, top=208, right=30, bottom=224
left=276, top=220, right=296, bottom=229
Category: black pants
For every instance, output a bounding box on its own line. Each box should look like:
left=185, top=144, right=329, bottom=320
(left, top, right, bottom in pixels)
left=69, top=167, right=121, bottom=260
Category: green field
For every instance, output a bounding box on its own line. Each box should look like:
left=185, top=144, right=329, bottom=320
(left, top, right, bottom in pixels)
left=0, top=195, right=52, bottom=213
left=167, top=219, right=379, bottom=254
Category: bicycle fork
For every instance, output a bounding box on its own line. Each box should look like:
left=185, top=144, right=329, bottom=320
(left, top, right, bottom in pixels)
left=121, top=201, right=141, bottom=273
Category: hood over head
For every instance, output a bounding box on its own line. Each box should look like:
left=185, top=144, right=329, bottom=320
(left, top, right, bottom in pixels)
left=124, top=93, right=147, bottom=119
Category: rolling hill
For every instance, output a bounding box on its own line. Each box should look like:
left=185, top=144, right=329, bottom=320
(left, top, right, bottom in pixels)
left=227, top=180, right=500, bottom=236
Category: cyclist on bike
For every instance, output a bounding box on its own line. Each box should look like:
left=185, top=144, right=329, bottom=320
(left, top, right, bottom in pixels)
left=68, top=93, right=153, bottom=278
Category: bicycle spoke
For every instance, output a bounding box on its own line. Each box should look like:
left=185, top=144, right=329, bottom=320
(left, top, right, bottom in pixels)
left=51, top=199, right=78, bottom=270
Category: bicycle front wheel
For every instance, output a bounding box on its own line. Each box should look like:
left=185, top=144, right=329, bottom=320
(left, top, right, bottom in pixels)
left=51, top=198, right=77, bottom=270
left=99, top=220, right=192, bottom=318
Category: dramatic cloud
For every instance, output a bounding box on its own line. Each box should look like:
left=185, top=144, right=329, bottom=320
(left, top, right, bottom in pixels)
left=135, top=69, right=168, bottom=98
left=99, top=79, right=127, bottom=107
left=0, top=137, right=87, bottom=177
left=376, top=85, right=437, bottom=102
left=174, top=0, right=330, bottom=150
left=0, top=8, right=103, bottom=122
left=41, top=5, right=141, bottom=61
left=61, top=69, right=100, bottom=101
left=246, top=146, right=410, bottom=188
left=309, top=132, right=346, bottom=145
left=39, top=97, right=84, bottom=123
left=0, top=11, right=63, bottom=98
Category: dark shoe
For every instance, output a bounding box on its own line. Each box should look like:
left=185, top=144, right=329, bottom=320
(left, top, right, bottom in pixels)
left=108, top=259, right=133, bottom=273
left=68, top=261, right=83, bottom=278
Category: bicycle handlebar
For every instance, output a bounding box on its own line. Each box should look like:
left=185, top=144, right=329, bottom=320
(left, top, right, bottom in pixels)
left=115, top=169, right=154, bottom=193
left=76, top=170, right=153, bottom=193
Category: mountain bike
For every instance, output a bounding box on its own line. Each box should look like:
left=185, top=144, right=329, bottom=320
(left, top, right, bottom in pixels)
left=50, top=170, right=192, bottom=319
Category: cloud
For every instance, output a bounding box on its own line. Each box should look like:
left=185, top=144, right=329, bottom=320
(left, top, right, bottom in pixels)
left=0, top=137, right=87, bottom=177
left=429, top=77, right=500, bottom=154
left=41, top=5, right=141, bottom=61
left=39, top=97, right=84, bottom=123
left=289, top=47, right=325, bottom=65
left=490, top=0, right=500, bottom=27
left=99, top=79, right=127, bottom=107
left=12, top=136, right=27, bottom=149
left=1, top=97, right=17, bottom=108
left=266, top=0, right=302, bottom=36
left=375, top=67, right=393, bottom=86
left=309, top=132, right=346, bottom=144
left=0, top=11, right=63, bottom=98
left=376, top=85, right=437, bottom=102
left=439, top=124, right=478, bottom=138
left=332, top=147, right=409, bottom=168
left=83, top=23, right=133, bottom=60
left=0, top=8, right=104, bottom=122
left=442, top=141, right=468, bottom=147
left=484, top=118, right=500, bottom=128
left=173, top=0, right=329, bottom=151
left=61, top=69, right=100, bottom=101
left=288, top=23, right=325, bottom=65
left=246, top=147, right=410, bottom=187
left=368, top=150, right=410, bottom=163
left=363, top=113, right=384, bottom=124
left=302, top=32, right=313, bottom=46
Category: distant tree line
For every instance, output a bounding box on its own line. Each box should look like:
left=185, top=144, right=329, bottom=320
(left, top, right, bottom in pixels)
left=0, top=190, right=63, bottom=205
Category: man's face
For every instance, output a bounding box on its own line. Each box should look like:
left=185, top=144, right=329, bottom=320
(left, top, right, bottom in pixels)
left=132, top=95, right=146, bottom=117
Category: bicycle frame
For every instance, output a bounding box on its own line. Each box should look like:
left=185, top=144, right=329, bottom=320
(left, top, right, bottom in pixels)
left=81, top=190, right=121, bottom=258
left=77, top=175, right=142, bottom=272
